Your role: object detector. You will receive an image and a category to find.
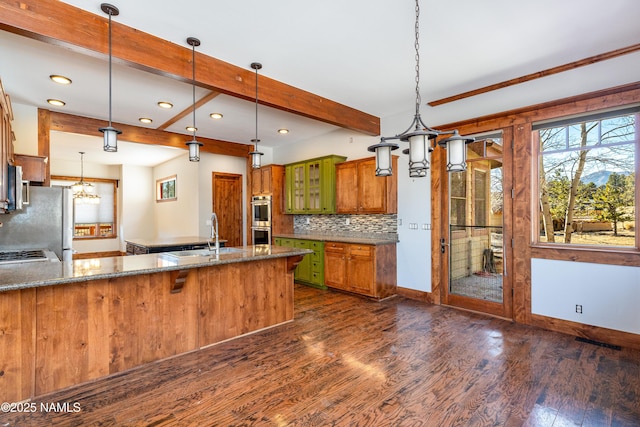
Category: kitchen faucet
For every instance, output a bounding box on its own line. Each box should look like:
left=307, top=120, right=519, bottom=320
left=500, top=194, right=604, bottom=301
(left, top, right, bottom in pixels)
left=208, top=212, right=220, bottom=253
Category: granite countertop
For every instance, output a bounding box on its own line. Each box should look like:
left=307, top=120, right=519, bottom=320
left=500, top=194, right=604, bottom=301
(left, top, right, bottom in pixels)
left=0, top=245, right=311, bottom=293
left=125, top=236, right=228, bottom=247
left=273, top=232, right=399, bottom=245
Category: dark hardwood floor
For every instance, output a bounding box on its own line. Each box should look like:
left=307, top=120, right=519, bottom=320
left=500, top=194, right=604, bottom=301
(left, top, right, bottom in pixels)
left=2, top=284, right=639, bottom=426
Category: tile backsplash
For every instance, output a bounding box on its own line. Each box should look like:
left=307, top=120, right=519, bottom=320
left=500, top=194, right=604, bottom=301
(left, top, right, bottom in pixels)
left=294, top=214, right=397, bottom=235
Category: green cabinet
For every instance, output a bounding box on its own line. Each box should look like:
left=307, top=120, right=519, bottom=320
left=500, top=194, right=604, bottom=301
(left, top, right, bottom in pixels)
left=285, top=155, right=347, bottom=214
left=274, top=237, right=325, bottom=289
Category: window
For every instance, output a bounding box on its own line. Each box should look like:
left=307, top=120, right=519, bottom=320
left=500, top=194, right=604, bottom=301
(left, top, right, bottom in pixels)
left=534, top=108, right=638, bottom=248
left=156, top=174, right=177, bottom=202
left=51, top=176, right=118, bottom=239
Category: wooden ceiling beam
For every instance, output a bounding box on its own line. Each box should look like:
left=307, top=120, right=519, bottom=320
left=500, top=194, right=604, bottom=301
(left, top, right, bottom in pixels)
left=0, top=0, right=380, bottom=136
left=428, top=44, right=640, bottom=107
left=48, top=110, right=252, bottom=158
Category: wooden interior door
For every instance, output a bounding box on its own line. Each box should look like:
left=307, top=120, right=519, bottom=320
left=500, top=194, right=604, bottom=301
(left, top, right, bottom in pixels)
left=212, top=172, right=243, bottom=247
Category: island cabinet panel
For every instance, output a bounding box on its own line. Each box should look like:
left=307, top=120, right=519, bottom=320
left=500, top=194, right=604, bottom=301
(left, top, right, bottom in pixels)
left=199, top=258, right=293, bottom=345
left=0, top=288, right=35, bottom=403
left=34, top=272, right=200, bottom=396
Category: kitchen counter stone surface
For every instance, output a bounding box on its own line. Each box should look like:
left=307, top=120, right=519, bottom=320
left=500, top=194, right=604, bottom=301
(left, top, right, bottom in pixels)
left=0, top=245, right=311, bottom=293
left=124, top=235, right=228, bottom=247
left=273, top=232, right=398, bottom=245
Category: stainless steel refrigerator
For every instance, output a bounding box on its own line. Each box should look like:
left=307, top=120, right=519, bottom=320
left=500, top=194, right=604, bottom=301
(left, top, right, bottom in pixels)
left=0, top=186, right=73, bottom=260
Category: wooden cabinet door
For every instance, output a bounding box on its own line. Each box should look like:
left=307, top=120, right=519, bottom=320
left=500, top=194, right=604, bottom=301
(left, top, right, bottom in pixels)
left=336, top=161, right=358, bottom=213
left=358, top=159, right=387, bottom=213
left=324, top=242, right=347, bottom=289
left=251, top=166, right=273, bottom=195
left=346, top=245, right=375, bottom=296
left=306, top=161, right=322, bottom=213
left=251, top=168, right=263, bottom=195
left=292, top=163, right=306, bottom=213
left=294, top=240, right=312, bottom=282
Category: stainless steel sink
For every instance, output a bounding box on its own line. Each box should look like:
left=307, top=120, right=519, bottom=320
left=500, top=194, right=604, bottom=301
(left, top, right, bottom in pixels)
left=161, top=247, right=246, bottom=258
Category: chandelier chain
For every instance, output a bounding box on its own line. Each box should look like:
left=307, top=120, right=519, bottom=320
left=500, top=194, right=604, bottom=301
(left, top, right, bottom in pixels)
left=414, top=0, right=420, bottom=117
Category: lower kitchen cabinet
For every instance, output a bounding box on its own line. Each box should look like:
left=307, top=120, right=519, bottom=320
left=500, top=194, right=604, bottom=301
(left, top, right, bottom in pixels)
left=324, top=242, right=396, bottom=299
left=274, top=237, right=325, bottom=289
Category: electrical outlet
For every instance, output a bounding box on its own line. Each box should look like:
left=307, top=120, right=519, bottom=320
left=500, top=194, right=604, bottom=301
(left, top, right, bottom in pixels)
left=398, top=219, right=402, bottom=226
left=345, top=218, right=350, bottom=225
left=305, top=217, right=310, bottom=225
left=576, top=304, right=583, bottom=314
left=422, top=224, right=431, bottom=230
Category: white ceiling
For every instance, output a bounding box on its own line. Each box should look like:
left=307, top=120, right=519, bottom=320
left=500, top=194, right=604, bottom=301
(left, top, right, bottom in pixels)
left=1, top=0, right=639, bottom=166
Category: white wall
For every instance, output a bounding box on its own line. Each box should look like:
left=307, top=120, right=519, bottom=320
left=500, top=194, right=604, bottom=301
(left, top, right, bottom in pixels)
left=196, top=151, right=250, bottom=243
left=532, top=258, right=640, bottom=334
left=153, top=153, right=200, bottom=238
left=120, top=164, right=155, bottom=250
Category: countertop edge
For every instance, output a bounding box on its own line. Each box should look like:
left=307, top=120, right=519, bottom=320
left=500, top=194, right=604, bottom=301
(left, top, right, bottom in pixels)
left=273, top=233, right=399, bottom=245
left=0, top=247, right=312, bottom=293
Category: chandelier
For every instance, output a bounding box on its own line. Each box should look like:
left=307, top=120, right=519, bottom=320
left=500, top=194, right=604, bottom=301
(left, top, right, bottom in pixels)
left=72, top=152, right=100, bottom=205
left=367, top=0, right=473, bottom=177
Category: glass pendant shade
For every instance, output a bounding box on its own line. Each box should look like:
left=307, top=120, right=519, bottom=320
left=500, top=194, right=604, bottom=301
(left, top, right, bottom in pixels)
left=100, top=126, right=121, bottom=152
left=407, top=133, right=431, bottom=177
left=250, top=148, right=264, bottom=169
left=368, top=141, right=399, bottom=176
left=187, top=140, right=203, bottom=162
left=439, top=130, right=473, bottom=172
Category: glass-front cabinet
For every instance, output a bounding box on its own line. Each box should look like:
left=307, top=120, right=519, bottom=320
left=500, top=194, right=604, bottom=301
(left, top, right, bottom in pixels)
left=285, top=155, right=346, bottom=214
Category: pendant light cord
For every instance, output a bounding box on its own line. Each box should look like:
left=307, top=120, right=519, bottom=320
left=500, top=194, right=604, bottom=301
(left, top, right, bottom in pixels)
left=254, top=65, right=259, bottom=148
left=108, top=11, right=113, bottom=127
left=414, top=0, right=421, bottom=117
left=192, top=43, right=196, bottom=137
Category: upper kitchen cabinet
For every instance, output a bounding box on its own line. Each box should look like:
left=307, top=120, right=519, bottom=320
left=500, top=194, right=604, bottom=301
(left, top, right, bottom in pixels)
left=14, top=154, right=47, bottom=183
left=285, top=155, right=346, bottom=214
left=251, top=164, right=277, bottom=195
left=336, top=156, right=398, bottom=214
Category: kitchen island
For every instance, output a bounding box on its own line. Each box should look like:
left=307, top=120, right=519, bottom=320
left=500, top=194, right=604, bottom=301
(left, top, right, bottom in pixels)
left=0, top=245, right=309, bottom=403
left=124, top=235, right=228, bottom=255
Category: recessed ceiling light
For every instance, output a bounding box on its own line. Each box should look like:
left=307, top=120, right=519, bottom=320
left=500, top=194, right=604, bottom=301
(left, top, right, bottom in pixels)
left=47, top=99, right=66, bottom=107
left=186, top=126, right=197, bottom=132
left=278, top=128, right=289, bottom=134
left=50, top=75, right=72, bottom=85
left=157, top=101, right=173, bottom=109
left=139, top=117, right=153, bottom=124
left=209, top=113, right=223, bottom=119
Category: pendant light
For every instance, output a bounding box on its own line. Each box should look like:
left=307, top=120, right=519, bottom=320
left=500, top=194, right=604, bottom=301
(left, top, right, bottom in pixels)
left=367, top=0, right=474, bottom=176
left=249, top=62, right=264, bottom=169
left=98, top=3, right=122, bottom=152
left=72, top=152, right=100, bottom=205
left=185, top=37, right=204, bottom=162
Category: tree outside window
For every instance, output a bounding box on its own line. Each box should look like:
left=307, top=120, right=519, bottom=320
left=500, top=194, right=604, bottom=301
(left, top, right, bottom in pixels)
left=535, top=110, right=637, bottom=247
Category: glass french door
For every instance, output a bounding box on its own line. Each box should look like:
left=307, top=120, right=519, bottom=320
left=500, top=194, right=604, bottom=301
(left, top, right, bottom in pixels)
left=442, top=131, right=512, bottom=318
